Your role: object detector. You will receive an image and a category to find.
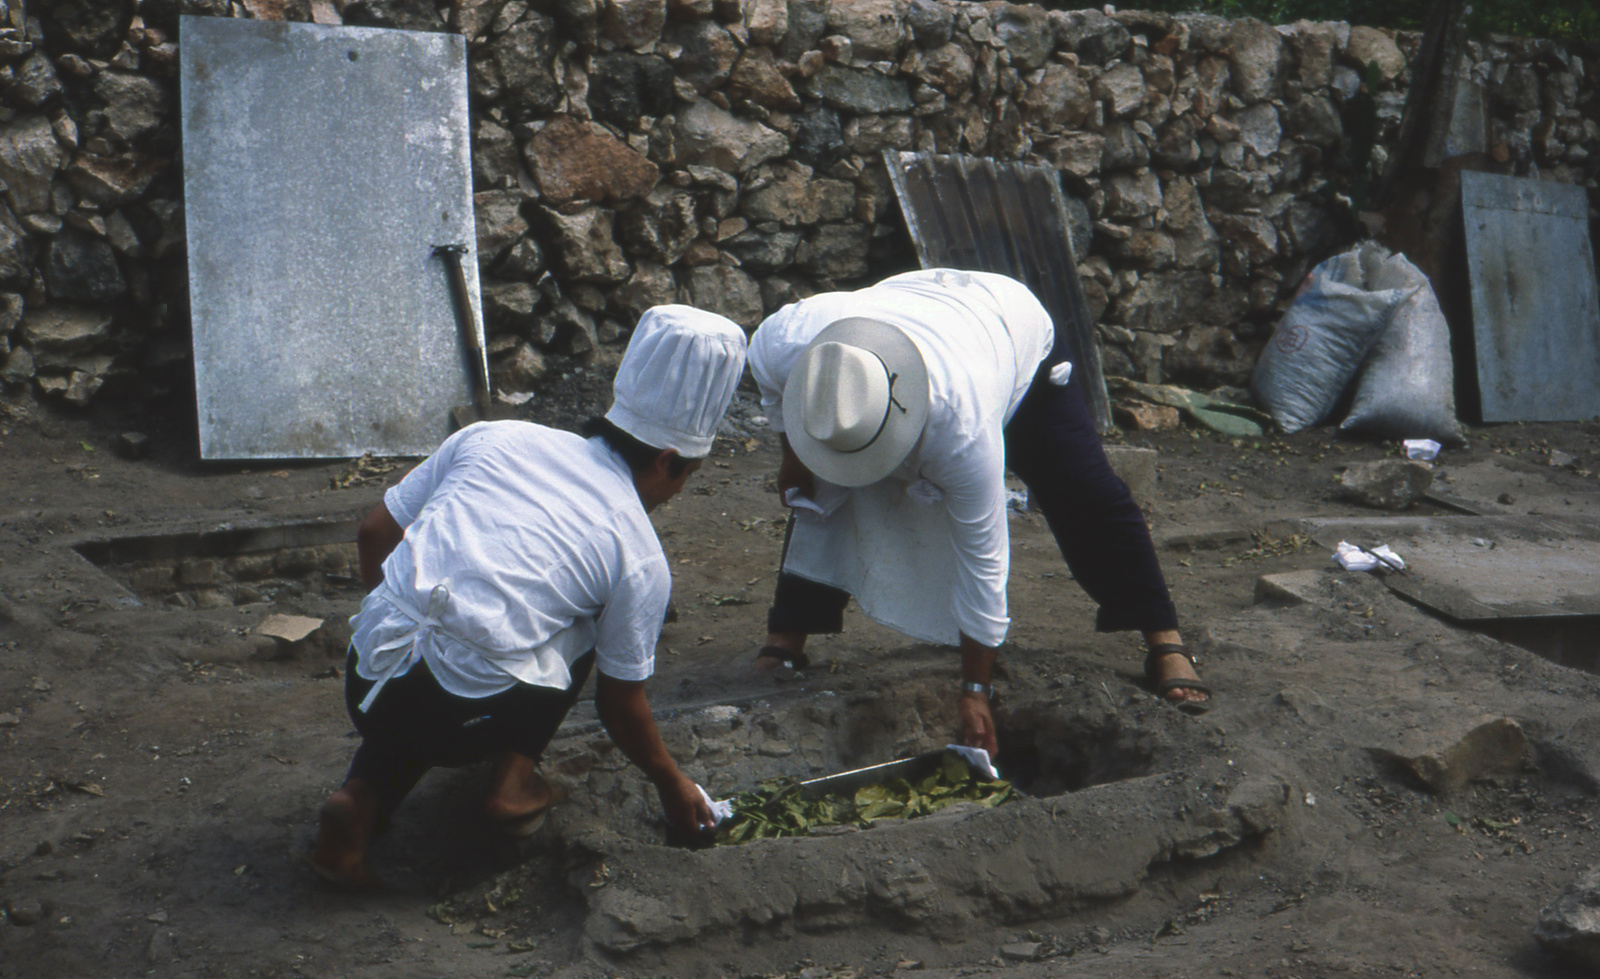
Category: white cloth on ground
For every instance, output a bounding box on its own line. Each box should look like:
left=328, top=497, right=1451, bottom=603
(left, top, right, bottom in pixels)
left=350, top=421, right=669, bottom=705
left=749, top=269, right=1054, bottom=647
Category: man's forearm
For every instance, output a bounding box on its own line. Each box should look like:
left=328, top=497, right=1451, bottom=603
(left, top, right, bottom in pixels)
left=357, top=503, right=405, bottom=589
left=594, top=674, right=685, bottom=786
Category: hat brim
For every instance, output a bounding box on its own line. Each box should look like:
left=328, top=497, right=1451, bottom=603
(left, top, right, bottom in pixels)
left=783, top=318, right=930, bottom=488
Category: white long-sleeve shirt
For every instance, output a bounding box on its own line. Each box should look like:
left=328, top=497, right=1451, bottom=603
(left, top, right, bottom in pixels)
left=748, top=269, right=1053, bottom=647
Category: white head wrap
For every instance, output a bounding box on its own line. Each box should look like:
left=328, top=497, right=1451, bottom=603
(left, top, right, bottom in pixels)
left=606, top=305, right=748, bottom=459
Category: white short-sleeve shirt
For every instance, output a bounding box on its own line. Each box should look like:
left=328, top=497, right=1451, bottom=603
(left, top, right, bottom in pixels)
left=350, top=421, right=669, bottom=699
left=747, top=269, right=1054, bottom=647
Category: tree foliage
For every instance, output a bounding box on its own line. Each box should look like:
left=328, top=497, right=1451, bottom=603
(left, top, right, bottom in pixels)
left=1042, top=1, right=1600, bottom=42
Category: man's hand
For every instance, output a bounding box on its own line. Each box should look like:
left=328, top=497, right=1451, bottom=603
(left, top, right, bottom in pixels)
left=776, top=434, right=816, bottom=501
left=958, top=691, right=998, bottom=757
left=655, top=771, right=715, bottom=834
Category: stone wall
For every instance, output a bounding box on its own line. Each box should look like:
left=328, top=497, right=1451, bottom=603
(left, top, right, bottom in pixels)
left=0, top=0, right=1596, bottom=411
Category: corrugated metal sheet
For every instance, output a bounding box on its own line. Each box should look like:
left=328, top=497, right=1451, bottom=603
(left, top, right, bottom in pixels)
left=181, top=16, right=480, bottom=459
left=1460, top=171, right=1600, bottom=422
left=883, top=151, right=1110, bottom=432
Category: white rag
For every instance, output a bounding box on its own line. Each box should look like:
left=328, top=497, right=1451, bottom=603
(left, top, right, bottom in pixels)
left=1334, top=541, right=1406, bottom=573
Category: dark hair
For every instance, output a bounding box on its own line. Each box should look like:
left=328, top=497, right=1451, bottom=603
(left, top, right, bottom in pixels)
left=581, top=417, right=693, bottom=478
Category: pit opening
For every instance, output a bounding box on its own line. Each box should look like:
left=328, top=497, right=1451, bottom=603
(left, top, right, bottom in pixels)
left=73, top=518, right=363, bottom=611
left=994, top=708, right=1158, bottom=797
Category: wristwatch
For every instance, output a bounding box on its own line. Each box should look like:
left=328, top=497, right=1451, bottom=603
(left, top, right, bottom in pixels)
left=961, top=681, right=994, bottom=701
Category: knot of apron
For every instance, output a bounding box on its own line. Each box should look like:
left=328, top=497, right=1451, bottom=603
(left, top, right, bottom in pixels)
left=358, top=581, right=451, bottom=713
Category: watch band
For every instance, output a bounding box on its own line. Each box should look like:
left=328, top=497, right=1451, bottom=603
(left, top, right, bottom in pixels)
left=961, top=681, right=993, bottom=700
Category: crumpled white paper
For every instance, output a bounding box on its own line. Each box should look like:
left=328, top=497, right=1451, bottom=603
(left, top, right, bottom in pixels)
left=1334, top=541, right=1406, bottom=573
left=1049, top=361, right=1074, bottom=386
left=945, top=744, right=1001, bottom=781
left=1403, top=438, right=1442, bottom=461
left=697, top=784, right=734, bottom=826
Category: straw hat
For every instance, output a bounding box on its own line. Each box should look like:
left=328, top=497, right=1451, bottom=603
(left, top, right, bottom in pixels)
left=782, top=318, right=929, bottom=487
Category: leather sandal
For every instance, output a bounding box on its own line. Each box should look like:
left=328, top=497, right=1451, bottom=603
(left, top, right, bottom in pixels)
left=1144, top=643, right=1212, bottom=715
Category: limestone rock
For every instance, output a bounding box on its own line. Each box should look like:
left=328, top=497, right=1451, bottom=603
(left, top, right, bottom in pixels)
left=825, top=0, right=902, bottom=61
left=992, top=4, right=1053, bottom=72
left=537, top=205, right=631, bottom=283
left=804, top=64, right=915, bottom=114
left=482, top=281, right=540, bottom=335
left=1019, top=64, right=1093, bottom=132
left=673, top=99, right=789, bottom=173
left=906, top=0, right=952, bottom=49
left=1102, top=171, right=1163, bottom=221
left=664, top=19, right=739, bottom=93
left=66, top=154, right=166, bottom=208
left=777, top=0, right=829, bottom=61
left=93, top=71, right=171, bottom=144
left=550, top=299, right=600, bottom=356
left=1052, top=9, right=1129, bottom=66
left=1534, top=867, right=1600, bottom=971
left=586, top=53, right=674, bottom=130
left=0, top=204, right=34, bottom=284
left=40, top=0, right=135, bottom=59
left=341, top=0, right=444, bottom=31
left=843, top=115, right=913, bottom=154
left=1, top=345, right=34, bottom=384
left=613, top=261, right=679, bottom=320
left=1347, top=26, right=1405, bottom=83
left=728, top=47, right=802, bottom=111
left=472, top=119, right=519, bottom=188
left=1283, top=20, right=1347, bottom=90
left=491, top=14, right=563, bottom=116
left=1337, top=460, right=1435, bottom=510
left=1101, top=122, right=1150, bottom=170
left=525, top=117, right=659, bottom=205
left=1166, top=325, right=1254, bottom=386
left=617, top=187, right=699, bottom=264
left=686, top=263, right=762, bottom=327
left=740, top=165, right=852, bottom=225
left=1286, top=94, right=1343, bottom=148
left=600, top=0, right=667, bottom=50
left=44, top=228, right=126, bottom=303
left=491, top=340, right=547, bottom=391
left=1094, top=63, right=1148, bottom=118
left=1235, top=102, right=1281, bottom=157
left=21, top=305, right=114, bottom=368
left=918, top=42, right=975, bottom=98
left=721, top=226, right=801, bottom=273
left=1224, top=18, right=1281, bottom=101
left=794, top=223, right=869, bottom=281
left=790, top=106, right=845, bottom=170
left=743, top=0, right=786, bottom=47
left=474, top=190, right=530, bottom=268
left=1040, top=132, right=1103, bottom=178
left=12, top=53, right=64, bottom=109
left=0, top=115, right=70, bottom=216
left=1371, top=716, right=1525, bottom=797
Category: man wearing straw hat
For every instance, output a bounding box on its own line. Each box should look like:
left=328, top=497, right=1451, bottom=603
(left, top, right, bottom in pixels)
left=747, top=269, right=1208, bottom=755
left=304, top=306, right=746, bottom=888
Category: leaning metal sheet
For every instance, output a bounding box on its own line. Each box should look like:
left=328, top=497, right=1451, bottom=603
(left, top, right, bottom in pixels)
left=181, top=17, right=479, bottom=459
left=1460, top=171, right=1600, bottom=423
left=884, top=151, right=1110, bottom=432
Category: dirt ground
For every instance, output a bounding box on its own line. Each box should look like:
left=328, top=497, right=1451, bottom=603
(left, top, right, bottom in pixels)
left=1, top=372, right=1599, bottom=979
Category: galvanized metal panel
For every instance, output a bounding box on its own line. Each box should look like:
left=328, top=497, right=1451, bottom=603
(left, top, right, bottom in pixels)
left=1460, top=171, right=1600, bottom=422
left=884, top=151, right=1111, bottom=432
left=181, top=16, right=480, bottom=459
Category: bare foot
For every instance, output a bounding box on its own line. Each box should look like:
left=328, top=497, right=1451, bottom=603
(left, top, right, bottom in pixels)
left=304, top=785, right=382, bottom=890
left=484, top=752, right=560, bottom=823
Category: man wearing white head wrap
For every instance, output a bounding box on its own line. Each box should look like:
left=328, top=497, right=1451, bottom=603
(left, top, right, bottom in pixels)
left=306, top=306, right=746, bottom=889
